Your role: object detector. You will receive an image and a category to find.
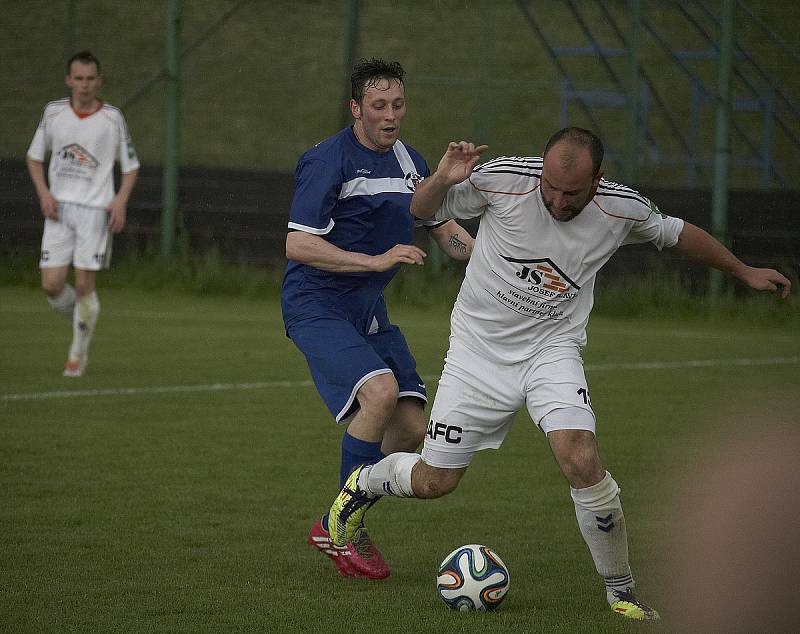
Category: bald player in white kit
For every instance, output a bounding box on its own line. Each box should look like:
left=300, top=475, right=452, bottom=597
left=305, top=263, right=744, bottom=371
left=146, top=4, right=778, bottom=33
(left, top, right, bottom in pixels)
left=326, top=127, right=791, bottom=619
left=27, top=50, right=139, bottom=377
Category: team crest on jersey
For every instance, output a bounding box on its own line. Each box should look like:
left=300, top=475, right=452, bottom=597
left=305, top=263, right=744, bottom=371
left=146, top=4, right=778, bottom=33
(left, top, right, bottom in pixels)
left=501, top=255, right=580, bottom=299
left=58, top=143, right=99, bottom=169
left=405, top=172, right=422, bottom=191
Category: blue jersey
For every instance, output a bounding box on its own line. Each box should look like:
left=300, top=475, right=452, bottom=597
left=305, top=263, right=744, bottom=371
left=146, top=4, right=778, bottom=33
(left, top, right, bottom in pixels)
left=281, top=126, right=430, bottom=331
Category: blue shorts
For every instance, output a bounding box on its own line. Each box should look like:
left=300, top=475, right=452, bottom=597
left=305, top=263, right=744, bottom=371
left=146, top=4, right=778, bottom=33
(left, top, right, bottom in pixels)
left=287, top=316, right=427, bottom=423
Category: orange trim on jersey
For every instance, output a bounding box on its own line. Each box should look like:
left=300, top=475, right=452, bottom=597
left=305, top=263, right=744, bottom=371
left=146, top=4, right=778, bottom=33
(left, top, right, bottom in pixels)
left=593, top=199, right=648, bottom=222
left=71, top=99, right=104, bottom=119
left=544, top=283, right=568, bottom=291
left=543, top=273, right=562, bottom=282
left=471, top=180, right=540, bottom=196
left=536, top=265, right=553, bottom=273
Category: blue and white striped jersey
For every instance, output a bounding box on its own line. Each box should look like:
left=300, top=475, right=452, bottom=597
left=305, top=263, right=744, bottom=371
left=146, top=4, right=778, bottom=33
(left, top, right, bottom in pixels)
left=281, top=126, right=430, bottom=330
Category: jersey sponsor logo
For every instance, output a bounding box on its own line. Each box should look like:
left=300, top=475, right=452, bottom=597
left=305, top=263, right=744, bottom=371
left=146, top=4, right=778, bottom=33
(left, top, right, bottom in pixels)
left=58, top=143, right=99, bottom=169
left=41, top=250, right=50, bottom=262
left=427, top=419, right=462, bottom=444
left=491, top=256, right=579, bottom=320
left=404, top=171, right=422, bottom=192
left=501, top=256, right=580, bottom=298
left=356, top=168, right=371, bottom=175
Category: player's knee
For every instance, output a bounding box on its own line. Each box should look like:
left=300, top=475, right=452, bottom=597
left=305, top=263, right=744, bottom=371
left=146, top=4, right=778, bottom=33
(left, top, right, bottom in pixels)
left=41, top=278, right=63, bottom=297
left=561, top=451, right=604, bottom=488
left=74, top=281, right=94, bottom=297
left=414, top=476, right=456, bottom=499
left=358, top=374, right=400, bottom=420
left=412, top=463, right=462, bottom=499
left=549, top=429, right=604, bottom=488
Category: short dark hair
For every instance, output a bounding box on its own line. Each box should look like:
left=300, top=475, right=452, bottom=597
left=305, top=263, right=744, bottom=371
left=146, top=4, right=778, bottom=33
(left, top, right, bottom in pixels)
left=544, top=127, right=604, bottom=175
left=350, top=58, right=405, bottom=103
left=67, top=50, right=101, bottom=74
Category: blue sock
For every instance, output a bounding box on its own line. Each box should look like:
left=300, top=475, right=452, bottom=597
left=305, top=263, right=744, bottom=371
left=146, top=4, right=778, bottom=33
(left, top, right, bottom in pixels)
left=340, top=432, right=385, bottom=488
left=322, top=433, right=385, bottom=533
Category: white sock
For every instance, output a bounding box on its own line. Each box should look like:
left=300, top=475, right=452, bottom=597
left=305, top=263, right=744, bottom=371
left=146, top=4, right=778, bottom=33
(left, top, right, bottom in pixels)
left=359, top=453, right=421, bottom=498
left=47, top=284, right=76, bottom=320
left=570, top=471, right=635, bottom=602
left=68, top=292, right=100, bottom=362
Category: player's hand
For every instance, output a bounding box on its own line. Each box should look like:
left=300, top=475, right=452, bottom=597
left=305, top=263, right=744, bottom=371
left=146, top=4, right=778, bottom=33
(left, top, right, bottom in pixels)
left=39, top=192, right=59, bottom=220
left=435, top=141, right=489, bottom=186
left=738, top=266, right=791, bottom=299
left=371, top=244, right=427, bottom=271
left=107, top=198, right=127, bottom=234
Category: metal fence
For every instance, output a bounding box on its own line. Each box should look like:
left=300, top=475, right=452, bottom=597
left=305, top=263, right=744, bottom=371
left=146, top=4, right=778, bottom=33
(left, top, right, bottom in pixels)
left=4, top=1, right=798, bottom=186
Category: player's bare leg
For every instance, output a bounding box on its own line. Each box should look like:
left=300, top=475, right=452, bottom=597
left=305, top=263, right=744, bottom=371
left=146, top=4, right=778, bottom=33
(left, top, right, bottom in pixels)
left=548, top=428, right=659, bottom=620
left=312, top=373, right=401, bottom=579
left=329, top=454, right=466, bottom=544
left=409, top=459, right=465, bottom=498
left=42, top=265, right=75, bottom=319
left=347, top=372, right=400, bottom=442
left=381, top=397, right=427, bottom=454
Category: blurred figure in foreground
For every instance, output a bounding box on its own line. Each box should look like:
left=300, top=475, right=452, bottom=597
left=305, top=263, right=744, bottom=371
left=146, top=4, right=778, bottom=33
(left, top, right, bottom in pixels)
left=663, top=406, right=800, bottom=633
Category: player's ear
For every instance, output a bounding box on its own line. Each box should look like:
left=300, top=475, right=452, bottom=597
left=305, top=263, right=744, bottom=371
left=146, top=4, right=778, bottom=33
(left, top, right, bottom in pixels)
left=590, top=170, right=603, bottom=196
left=350, top=99, right=361, bottom=119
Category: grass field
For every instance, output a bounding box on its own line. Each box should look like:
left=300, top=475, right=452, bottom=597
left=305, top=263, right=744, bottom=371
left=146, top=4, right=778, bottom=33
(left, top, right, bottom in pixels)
left=2, top=286, right=798, bottom=633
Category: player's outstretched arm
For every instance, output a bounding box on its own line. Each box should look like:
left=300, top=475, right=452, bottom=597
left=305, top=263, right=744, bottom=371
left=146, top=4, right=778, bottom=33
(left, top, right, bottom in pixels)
left=672, top=221, right=791, bottom=299
left=287, top=231, right=426, bottom=273
left=428, top=220, right=474, bottom=261
left=411, top=141, right=488, bottom=219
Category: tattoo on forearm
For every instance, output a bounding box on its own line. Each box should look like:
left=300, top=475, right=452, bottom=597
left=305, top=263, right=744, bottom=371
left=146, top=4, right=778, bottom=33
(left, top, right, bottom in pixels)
left=448, top=233, right=467, bottom=254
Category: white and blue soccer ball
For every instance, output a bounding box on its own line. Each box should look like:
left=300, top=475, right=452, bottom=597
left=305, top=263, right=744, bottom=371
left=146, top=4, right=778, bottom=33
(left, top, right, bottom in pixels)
left=436, top=544, right=510, bottom=611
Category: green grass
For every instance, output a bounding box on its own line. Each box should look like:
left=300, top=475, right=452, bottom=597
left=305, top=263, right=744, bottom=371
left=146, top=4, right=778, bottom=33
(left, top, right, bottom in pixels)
left=1, top=287, right=799, bottom=633
left=3, top=245, right=797, bottom=322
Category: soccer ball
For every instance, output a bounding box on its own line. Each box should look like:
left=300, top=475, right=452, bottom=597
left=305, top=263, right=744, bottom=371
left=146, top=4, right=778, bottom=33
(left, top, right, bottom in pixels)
left=436, top=544, right=510, bottom=611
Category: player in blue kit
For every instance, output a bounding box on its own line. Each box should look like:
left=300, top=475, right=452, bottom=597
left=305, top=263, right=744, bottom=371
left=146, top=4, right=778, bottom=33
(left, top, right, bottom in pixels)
left=281, top=58, right=473, bottom=579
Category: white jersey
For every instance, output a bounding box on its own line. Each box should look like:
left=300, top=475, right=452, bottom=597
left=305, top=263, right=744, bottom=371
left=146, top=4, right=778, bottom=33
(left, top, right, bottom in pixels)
left=435, top=156, right=684, bottom=364
left=27, top=98, right=139, bottom=209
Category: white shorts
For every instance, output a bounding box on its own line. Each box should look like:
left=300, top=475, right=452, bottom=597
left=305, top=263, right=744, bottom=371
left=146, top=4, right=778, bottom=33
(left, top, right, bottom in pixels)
left=40, top=202, right=111, bottom=270
left=421, top=337, right=596, bottom=468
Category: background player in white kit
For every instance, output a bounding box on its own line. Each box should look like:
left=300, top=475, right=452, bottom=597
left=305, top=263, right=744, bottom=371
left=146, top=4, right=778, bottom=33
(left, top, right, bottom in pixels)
left=327, top=127, right=791, bottom=619
left=27, top=51, right=139, bottom=377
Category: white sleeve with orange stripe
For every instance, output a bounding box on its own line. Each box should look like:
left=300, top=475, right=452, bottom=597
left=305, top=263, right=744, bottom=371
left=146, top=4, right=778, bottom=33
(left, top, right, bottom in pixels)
left=621, top=198, right=684, bottom=250
left=433, top=174, right=491, bottom=222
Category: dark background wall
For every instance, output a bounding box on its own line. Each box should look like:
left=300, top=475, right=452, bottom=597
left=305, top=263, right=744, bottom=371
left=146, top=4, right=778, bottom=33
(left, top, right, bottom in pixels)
left=3, top=159, right=797, bottom=284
